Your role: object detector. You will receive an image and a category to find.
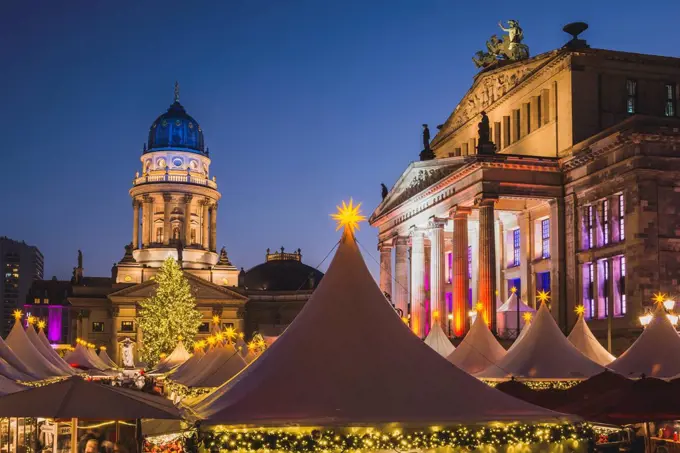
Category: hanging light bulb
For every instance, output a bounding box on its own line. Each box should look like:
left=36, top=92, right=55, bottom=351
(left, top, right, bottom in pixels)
left=664, top=299, right=676, bottom=311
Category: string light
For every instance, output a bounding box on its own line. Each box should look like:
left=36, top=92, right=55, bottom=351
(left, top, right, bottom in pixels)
left=330, top=199, right=366, bottom=234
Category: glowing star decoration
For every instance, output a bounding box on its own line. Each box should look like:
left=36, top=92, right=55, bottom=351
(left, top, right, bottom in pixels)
left=207, top=336, right=217, bottom=346
left=12, top=310, right=22, bottom=322
left=574, top=305, right=586, bottom=316
left=178, top=335, right=184, bottom=341
left=330, top=199, right=366, bottom=234
left=238, top=332, right=244, bottom=339
left=653, top=292, right=668, bottom=305
left=26, top=315, right=36, bottom=325
left=475, top=302, right=484, bottom=312
left=212, top=315, right=220, bottom=325
left=522, top=312, right=533, bottom=323
left=510, top=286, right=518, bottom=294
left=100, top=346, right=107, bottom=351
left=223, top=327, right=237, bottom=342
left=537, top=290, right=551, bottom=305
left=37, top=320, right=46, bottom=330
left=433, top=311, right=440, bottom=320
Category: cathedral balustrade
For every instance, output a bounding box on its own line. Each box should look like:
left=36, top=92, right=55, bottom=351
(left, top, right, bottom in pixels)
left=133, top=172, right=217, bottom=189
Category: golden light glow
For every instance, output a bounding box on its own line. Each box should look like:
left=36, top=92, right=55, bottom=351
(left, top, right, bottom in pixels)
left=668, top=314, right=679, bottom=326
left=215, top=332, right=224, bottom=341
left=100, top=346, right=107, bottom=351
left=238, top=332, right=245, bottom=339
left=212, top=315, right=220, bottom=325
left=330, top=199, right=366, bottom=234
left=207, top=336, right=217, bottom=346
left=522, top=312, right=533, bottom=323
left=653, top=292, right=667, bottom=305
left=178, top=335, right=184, bottom=341
left=401, top=317, right=408, bottom=324
left=12, top=310, right=22, bottom=321
left=537, top=290, right=551, bottom=305
left=432, top=311, right=440, bottom=319
left=37, top=320, right=46, bottom=330
left=159, top=353, right=167, bottom=359
left=639, top=313, right=653, bottom=327
left=510, top=286, right=517, bottom=294
left=475, top=302, right=484, bottom=312
left=224, top=327, right=237, bottom=341
left=574, top=305, right=585, bottom=316
left=247, top=341, right=257, bottom=352
left=26, top=315, right=35, bottom=325
left=447, top=313, right=453, bottom=320
left=664, top=299, right=676, bottom=311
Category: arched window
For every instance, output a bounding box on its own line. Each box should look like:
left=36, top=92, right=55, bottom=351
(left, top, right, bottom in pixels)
left=172, top=227, right=180, bottom=240
left=155, top=227, right=163, bottom=243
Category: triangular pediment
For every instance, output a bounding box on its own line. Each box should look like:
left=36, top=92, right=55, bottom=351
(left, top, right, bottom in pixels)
left=108, top=271, right=247, bottom=301
left=432, top=50, right=562, bottom=147
left=371, top=157, right=466, bottom=221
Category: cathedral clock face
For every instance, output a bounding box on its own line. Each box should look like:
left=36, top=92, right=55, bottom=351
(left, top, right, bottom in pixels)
left=157, top=158, right=166, bottom=168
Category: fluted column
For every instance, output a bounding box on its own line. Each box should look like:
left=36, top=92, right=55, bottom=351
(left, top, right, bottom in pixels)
left=428, top=218, right=446, bottom=330
left=379, top=241, right=393, bottom=300
left=478, top=198, right=497, bottom=332
left=142, top=195, right=153, bottom=247
left=132, top=199, right=140, bottom=249
left=183, top=194, right=193, bottom=245
left=410, top=228, right=426, bottom=338
left=163, top=193, right=172, bottom=245
left=210, top=203, right=218, bottom=252
left=451, top=207, right=470, bottom=336
left=202, top=200, right=210, bottom=249
left=394, top=237, right=409, bottom=319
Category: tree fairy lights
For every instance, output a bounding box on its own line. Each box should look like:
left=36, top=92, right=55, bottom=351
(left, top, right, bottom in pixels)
left=202, top=424, right=591, bottom=452
left=137, top=257, right=202, bottom=365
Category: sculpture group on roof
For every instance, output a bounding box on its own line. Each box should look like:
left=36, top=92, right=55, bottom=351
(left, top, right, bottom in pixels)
left=473, top=20, right=530, bottom=68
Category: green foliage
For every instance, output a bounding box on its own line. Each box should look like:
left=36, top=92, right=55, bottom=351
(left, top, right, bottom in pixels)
left=137, top=258, right=202, bottom=365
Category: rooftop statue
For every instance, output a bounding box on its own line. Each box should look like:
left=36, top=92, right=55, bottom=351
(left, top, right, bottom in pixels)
left=472, top=20, right=530, bottom=69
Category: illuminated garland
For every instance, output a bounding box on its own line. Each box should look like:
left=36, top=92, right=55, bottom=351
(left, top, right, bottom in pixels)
left=480, top=380, right=582, bottom=391
left=202, top=424, right=592, bottom=452
left=164, top=380, right=214, bottom=399
left=19, top=376, right=69, bottom=387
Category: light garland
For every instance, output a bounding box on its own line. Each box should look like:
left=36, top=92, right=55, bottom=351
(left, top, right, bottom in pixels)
left=202, top=424, right=591, bottom=452
left=164, top=380, right=214, bottom=399
left=480, top=379, right=582, bottom=391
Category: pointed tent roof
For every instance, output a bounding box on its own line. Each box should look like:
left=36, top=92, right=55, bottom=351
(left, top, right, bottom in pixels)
left=181, top=344, right=246, bottom=388
left=64, top=344, right=106, bottom=371
left=168, top=348, right=205, bottom=381
left=26, top=326, right=75, bottom=375
left=86, top=346, right=111, bottom=370
left=37, top=328, right=52, bottom=349
left=187, top=230, right=565, bottom=426
left=5, top=320, right=67, bottom=378
left=152, top=340, right=191, bottom=374
left=608, top=306, right=680, bottom=378
left=446, top=314, right=507, bottom=374
left=507, top=319, right=532, bottom=353
left=0, top=356, right=33, bottom=381
left=0, top=336, right=36, bottom=379
left=498, top=293, right=536, bottom=313
left=98, top=349, right=118, bottom=369
left=0, top=374, right=26, bottom=395
left=567, top=316, right=615, bottom=366
left=478, top=304, right=605, bottom=379
left=424, top=323, right=455, bottom=357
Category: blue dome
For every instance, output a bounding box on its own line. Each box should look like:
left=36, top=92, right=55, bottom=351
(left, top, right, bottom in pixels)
left=146, top=100, right=206, bottom=155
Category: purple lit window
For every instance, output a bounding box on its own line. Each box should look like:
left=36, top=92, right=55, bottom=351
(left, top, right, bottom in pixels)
left=619, top=194, right=625, bottom=241
left=587, top=205, right=594, bottom=249
left=587, top=262, right=595, bottom=319
left=620, top=256, right=627, bottom=315
left=512, top=229, right=520, bottom=267
left=467, top=246, right=472, bottom=279
left=603, top=200, right=610, bottom=245
left=541, top=219, right=550, bottom=259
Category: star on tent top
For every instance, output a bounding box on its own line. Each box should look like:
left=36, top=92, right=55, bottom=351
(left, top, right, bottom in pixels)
left=331, top=199, right=366, bottom=234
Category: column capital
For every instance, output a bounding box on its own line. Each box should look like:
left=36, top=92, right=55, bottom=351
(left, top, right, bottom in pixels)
left=427, top=216, right=448, bottom=230
left=409, top=225, right=427, bottom=240
left=142, top=194, right=154, bottom=203
left=132, top=198, right=141, bottom=208
left=202, top=197, right=212, bottom=206
left=394, top=236, right=410, bottom=247
left=449, top=206, right=472, bottom=219
left=183, top=194, right=193, bottom=203
left=163, top=193, right=173, bottom=202
left=378, top=239, right=393, bottom=251
left=474, top=195, right=498, bottom=207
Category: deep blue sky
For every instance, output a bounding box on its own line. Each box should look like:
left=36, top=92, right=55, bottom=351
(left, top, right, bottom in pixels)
left=1, top=0, right=679, bottom=280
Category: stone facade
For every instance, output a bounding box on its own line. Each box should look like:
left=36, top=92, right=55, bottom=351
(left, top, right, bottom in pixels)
left=370, top=44, right=680, bottom=355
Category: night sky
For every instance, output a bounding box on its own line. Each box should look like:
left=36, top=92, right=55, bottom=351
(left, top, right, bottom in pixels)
left=1, top=0, right=678, bottom=281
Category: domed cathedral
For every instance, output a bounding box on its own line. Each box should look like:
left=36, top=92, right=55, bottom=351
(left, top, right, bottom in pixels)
left=115, top=82, right=238, bottom=285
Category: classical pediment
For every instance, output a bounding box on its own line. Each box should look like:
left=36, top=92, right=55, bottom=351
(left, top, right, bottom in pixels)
left=432, top=51, right=561, bottom=146
left=108, top=271, right=247, bottom=301
left=371, top=158, right=466, bottom=221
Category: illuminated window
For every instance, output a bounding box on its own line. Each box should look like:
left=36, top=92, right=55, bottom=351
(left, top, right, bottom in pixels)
left=587, top=262, right=595, bottom=319
left=33, top=298, right=41, bottom=304
left=603, top=260, right=609, bottom=317
left=603, top=199, right=610, bottom=245
left=626, top=79, right=637, bottom=114
left=121, top=321, right=134, bottom=332
left=92, top=322, right=104, bottom=333
left=222, top=322, right=234, bottom=330
left=512, top=229, right=521, bottom=267
left=156, top=227, right=163, bottom=243
left=198, top=322, right=210, bottom=333
left=620, top=256, right=627, bottom=315
left=541, top=219, right=550, bottom=259
left=172, top=227, right=180, bottom=240
left=619, top=194, right=625, bottom=241
left=665, top=84, right=676, bottom=117
left=586, top=205, right=594, bottom=249
left=467, top=246, right=472, bottom=279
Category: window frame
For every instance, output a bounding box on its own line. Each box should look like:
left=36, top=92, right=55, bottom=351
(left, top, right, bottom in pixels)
left=603, top=199, right=610, bottom=245
left=626, top=79, right=637, bottom=114
left=587, top=262, right=595, bottom=319
left=120, top=321, right=134, bottom=332
left=620, top=256, right=627, bottom=315
left=665, top=83, right=676, bottom=117
left=92, top=322, right=104, bottom=333
left=541, top=218, right=550, bottom=259
left=619, top=194, right=625, bottom=241
left=512, top=228, right=521, bottom=267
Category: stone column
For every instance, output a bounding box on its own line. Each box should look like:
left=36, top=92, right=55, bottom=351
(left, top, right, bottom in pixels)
left=202, top=200, right=210, bottom=249
left=183, top=194, right=193, bottom=245
left=161, top=193, right=171, bottom=245
left=379, top=241, right=393, bottom=300
left=132, top=199, right=140, bottom=249
left=142, top=196, right=153, bottom=247
left=428, top=218, right=446, bottom=330
left=478, top=198, right=497, bottom=332
left=410, top=229, right=426, bottom=338
left=210, top=203, right=218, bottom=252
left=394, top=237, right=409, bottom=319
left=451, top=207, right=470, bottom=336
left=550, top=198, right=567, bottom=330
left=518, top=211, right=532, bottom=306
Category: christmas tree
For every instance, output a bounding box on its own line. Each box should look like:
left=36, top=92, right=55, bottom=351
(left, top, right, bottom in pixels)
left=137, top=257, right=203, bottom=365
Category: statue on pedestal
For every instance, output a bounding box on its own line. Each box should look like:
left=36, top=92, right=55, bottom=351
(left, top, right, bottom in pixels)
left=120, top=338, right=136, bottom=368
left=419, top=124, right=435, bottom=161
left=477, top=111, right=496, bottom=155
left=381, top=183, right=389, bottom=200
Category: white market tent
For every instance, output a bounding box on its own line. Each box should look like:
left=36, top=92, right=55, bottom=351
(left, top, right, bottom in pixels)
left=5, top=320, right=68, bottom=379
left=446, top=314, right=507, bottom=374
left=153, top=340, right=191, bottom=374
left=0, top=356, right=32, bottom=381
left=608, top=306, right=680, bottom=378
left=26, top=325, right=75, bottom=375
left=98, top=349, right=118, bottom=369
left=168, top=347, right=205, bottom=382
left=478, top=303, right=605, bottom=380
left=0, top=336, right=36, bottom=379
left=186, top=229, right=566, bottom=425
left=423, top=323, right=455, bottom=357
left=567, top=315, right=615, bottom=366
left=496, top=293, right=536, bottom=338
left=64, top=344, right=106, bottom=371
left=180, top=343, right=246, bottom=388
left=87, top=346, right=112, bottom=370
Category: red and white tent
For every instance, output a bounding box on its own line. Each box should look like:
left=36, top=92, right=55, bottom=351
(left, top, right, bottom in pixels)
left=187, top=230, right=566, bottom=425
left=478, top=304, right=605, bottom=380
left=567, top=315, right=615, bottom=366
left=608, top=306, right=680, bottom=378
left=446, top=314, right=507, bottom=374
left=423, top=322, right=455, bottom=357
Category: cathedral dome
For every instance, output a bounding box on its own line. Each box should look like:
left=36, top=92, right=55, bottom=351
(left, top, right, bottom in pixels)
left=146, top=84, right=206, bottom=155
left=243, top=248, right=324, bottom=291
